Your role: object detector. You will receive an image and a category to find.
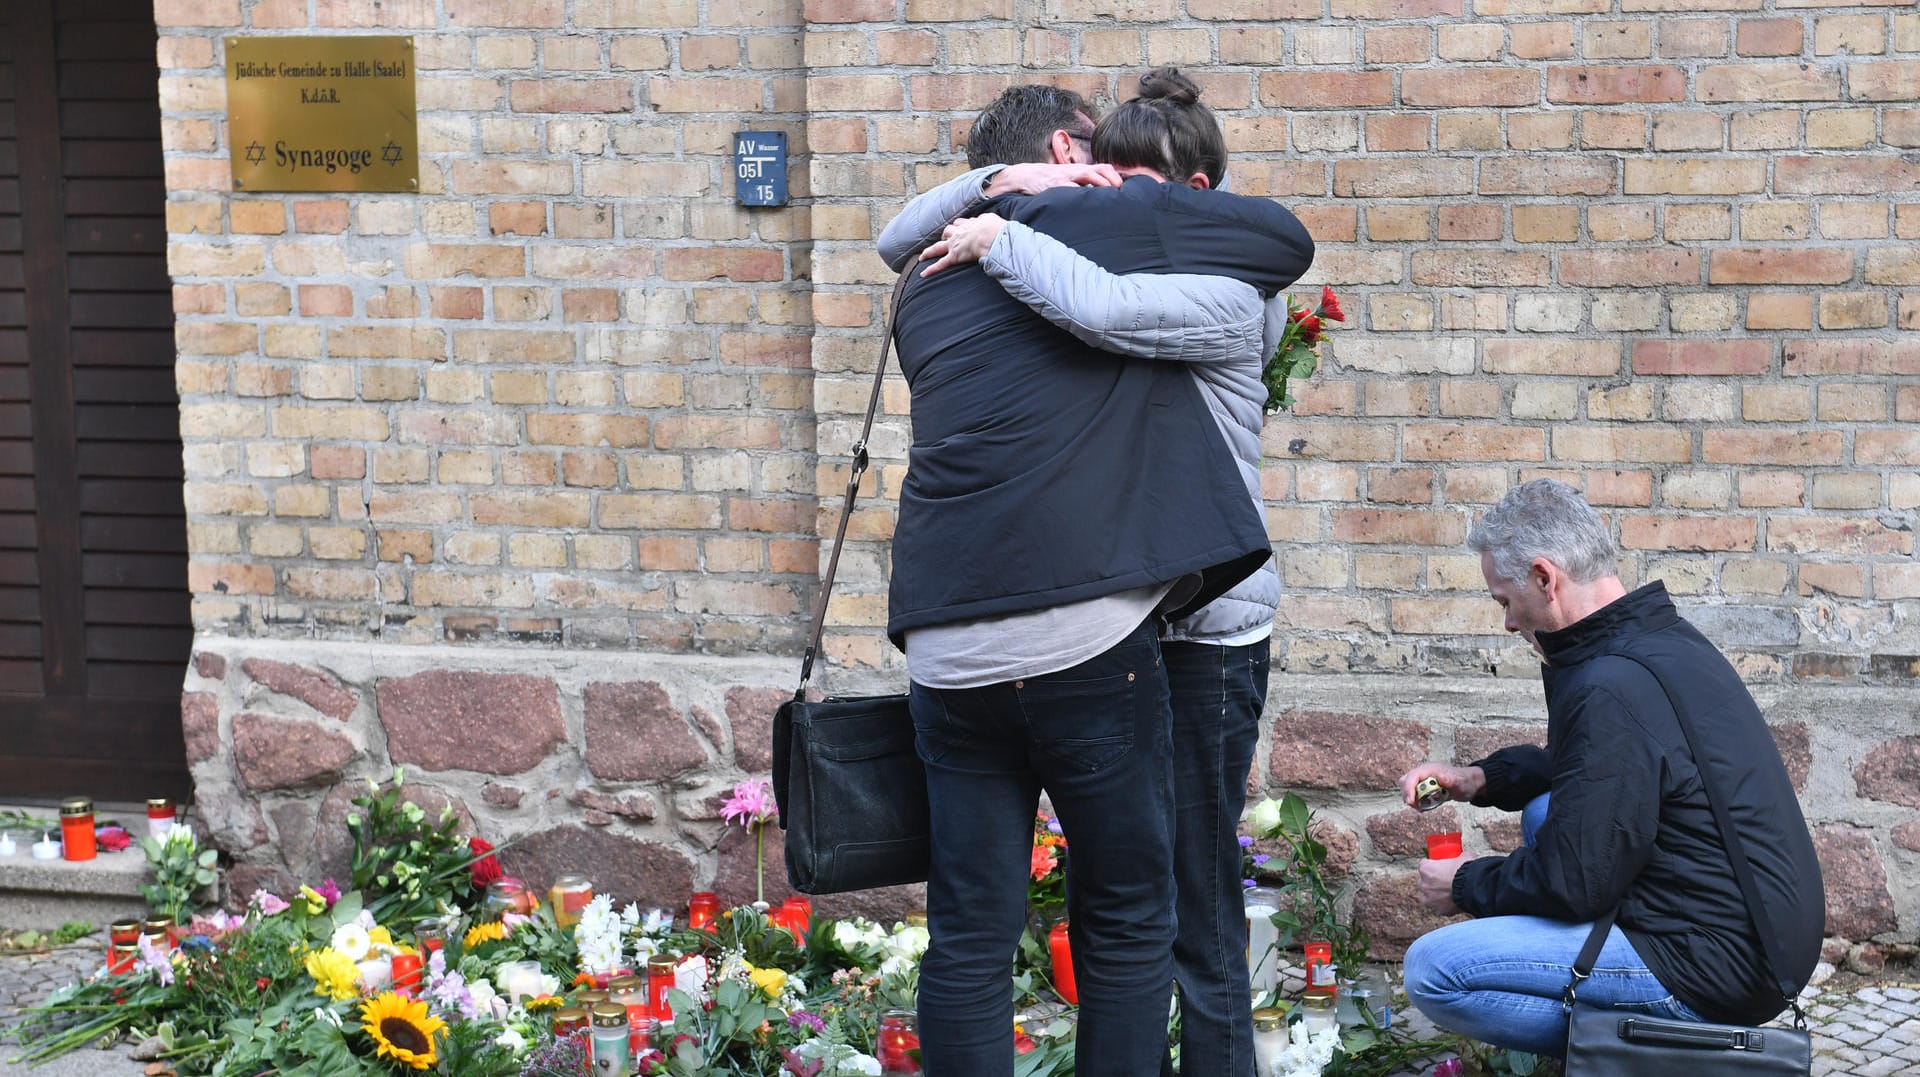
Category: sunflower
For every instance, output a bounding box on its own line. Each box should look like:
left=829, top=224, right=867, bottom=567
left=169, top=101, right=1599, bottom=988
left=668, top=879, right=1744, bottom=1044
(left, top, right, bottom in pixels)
left=463, top=921, right=507, bottom=949
left=360, top=992, right=446, bottom=1070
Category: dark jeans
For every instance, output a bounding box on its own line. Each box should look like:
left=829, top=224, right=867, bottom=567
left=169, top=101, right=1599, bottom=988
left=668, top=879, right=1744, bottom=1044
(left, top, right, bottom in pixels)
left=910, top=617, right=1177, bottom=1077
left=1161, top=639, right=1269, bottom=1077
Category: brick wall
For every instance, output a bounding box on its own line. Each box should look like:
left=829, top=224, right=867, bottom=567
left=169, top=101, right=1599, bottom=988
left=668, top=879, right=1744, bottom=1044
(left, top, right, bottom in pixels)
left=158, top=1, right=1916, bottom=947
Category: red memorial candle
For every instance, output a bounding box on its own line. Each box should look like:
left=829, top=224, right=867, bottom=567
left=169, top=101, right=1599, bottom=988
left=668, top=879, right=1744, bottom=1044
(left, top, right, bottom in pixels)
left=1047, top=921, right=1078, bottom=1005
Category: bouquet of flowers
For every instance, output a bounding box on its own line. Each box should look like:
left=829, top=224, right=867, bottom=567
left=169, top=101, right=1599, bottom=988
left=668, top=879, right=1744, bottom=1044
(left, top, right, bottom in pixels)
left=1262, top=285, right=1344, bottom=414
left=1028, top=811, right=1067, bottom=914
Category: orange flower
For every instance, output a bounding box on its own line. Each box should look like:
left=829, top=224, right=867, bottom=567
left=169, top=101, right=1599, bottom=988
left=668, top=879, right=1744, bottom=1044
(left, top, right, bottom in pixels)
left=1030, top=844, right=1059, bottom=882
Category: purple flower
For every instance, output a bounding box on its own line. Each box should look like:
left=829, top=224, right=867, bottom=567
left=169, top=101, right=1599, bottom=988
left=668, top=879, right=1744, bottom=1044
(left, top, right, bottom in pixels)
left=787, top=1010, right=827, bottom=1035
left=136, top=935, right=175, bottom=986
left=1046, top=819, right=1063, bottom=835
left=425, top=948, right=481, bottom=1019
left=1242, top=878, right=1256, bottom=888
left=1251, top=854, right=1271, bottom=867
left=1237, top=835, right=1255, bottom=848
left=721, top=778, right=776, bottom=829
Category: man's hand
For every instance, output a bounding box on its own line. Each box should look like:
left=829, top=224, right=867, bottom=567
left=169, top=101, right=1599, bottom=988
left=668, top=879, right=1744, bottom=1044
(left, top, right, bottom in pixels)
left=983, top=163, right=1123, bottom=196
left=918, top=213, right=1008, bottom=277
left=1397, top=762, right=1487, bottom=809
left=1417, top=852, right=1472, bottom=915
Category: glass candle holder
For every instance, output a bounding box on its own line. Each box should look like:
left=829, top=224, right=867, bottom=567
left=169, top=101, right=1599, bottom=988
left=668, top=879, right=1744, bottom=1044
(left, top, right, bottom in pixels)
left=1425, top=831, right=1462, bottom=859
left=414, top=919, right=448, bottom=955
left=1252, top=1007, right=1290, bottom=1076
left=1299, top=991, right=1337, bottom=1038
left=497, top=959, right=545, bottom=1004
left=146, top=798, right=178, bottom=837
left=550, top=873, right=594, bottom=929
left=1047, top=921, right=1078, bottom=1004
left=688, top=891, right=719, bottom=931
left=590, top=1002, right=630, bottom=1076
left=390, top=952, right=424, bottom=996
left=1302, top=940, right=1336, bottom=997
left=647, top=954, right=678, bottom=1023
left=481, top=878, right=531, bottom=921
left=59, top=798, right=96, bottom=861
left=875, top=1009, right=921, bottom=1075
left=1244, top=886, right=1283, bottom=994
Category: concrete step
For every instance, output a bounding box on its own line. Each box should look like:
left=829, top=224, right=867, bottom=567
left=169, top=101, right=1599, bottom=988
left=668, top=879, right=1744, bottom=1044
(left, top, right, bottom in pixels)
left=0, top=804, right=215, bottom=931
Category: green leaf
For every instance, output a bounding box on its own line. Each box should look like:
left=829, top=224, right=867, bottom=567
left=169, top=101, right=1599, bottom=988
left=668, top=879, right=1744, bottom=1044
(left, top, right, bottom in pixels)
left=329, top=891, right=364, bottom=926
left=197, top=848, right=219, bottom=867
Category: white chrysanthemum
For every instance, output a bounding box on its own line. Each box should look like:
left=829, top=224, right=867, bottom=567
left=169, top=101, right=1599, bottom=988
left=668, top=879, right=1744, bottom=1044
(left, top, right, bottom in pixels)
left=495, top=1027, right=527, bottom=1052
left=574, top=895, right=625, bottom=976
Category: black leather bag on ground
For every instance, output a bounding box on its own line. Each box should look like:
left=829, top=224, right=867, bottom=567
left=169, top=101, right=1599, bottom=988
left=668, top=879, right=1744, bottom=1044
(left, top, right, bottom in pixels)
left=769, top=268, right=929, bottom=896
left=1562, top=654, right=1811, bottom=1077
left=1564, top=1004, right=1809, bottom=1076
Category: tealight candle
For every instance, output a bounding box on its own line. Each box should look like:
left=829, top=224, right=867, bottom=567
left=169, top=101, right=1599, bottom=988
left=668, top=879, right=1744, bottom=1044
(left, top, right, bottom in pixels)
left=0, top=832, right=15, bottom=856
left=31, top=832, right=60, bottom=859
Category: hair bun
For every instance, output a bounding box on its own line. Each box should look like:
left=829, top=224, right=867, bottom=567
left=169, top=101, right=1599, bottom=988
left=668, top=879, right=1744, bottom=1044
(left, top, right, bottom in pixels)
left=1136, top=67, right=1200, bottom=105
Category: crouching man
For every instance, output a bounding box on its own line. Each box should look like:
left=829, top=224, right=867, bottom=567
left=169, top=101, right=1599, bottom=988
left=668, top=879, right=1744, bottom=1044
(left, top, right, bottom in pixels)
left=1396, top=478, right=1823, bottom=1058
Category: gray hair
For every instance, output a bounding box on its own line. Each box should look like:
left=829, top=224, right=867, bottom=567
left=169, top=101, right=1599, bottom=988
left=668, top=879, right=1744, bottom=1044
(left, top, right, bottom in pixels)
left=1467, top=479, right=1618, bottom=585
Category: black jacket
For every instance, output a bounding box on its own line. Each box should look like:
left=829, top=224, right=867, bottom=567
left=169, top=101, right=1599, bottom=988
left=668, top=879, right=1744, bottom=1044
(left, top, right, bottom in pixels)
left=886, top=176, right=1314, bottom=645
left=1453, top=582, right=1824, bottom=1025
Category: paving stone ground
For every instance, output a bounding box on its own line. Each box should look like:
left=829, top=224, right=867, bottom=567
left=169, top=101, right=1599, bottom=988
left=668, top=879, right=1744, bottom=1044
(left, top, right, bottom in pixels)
left=0, top=945, right=1914, bottom=1074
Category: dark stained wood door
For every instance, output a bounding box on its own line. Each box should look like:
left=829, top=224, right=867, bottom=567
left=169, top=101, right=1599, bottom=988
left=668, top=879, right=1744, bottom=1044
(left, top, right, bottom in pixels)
left=0, top=0, right=190, bottom=800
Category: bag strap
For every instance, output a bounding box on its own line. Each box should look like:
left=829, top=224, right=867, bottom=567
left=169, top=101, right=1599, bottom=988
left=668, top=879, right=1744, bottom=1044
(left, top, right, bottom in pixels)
left=793, top=265, right=916, bottom=699
left=1565, top=651, right=1806, bottom=1029
left=1564, top=908, right=1619, bottom=1012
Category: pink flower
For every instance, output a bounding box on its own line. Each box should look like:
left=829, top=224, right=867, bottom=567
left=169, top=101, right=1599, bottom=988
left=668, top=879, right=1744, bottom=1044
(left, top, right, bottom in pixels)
left=721, top=779, right=776, bottom=829
left=250, top=889, right=290, bottom=916
left=316, top=878, right=341, bottom=906
left=94, top=825, right=133, bottom=853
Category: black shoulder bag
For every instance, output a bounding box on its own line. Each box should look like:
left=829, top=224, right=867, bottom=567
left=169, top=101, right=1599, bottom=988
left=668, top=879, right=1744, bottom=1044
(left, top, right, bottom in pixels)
left=769, top=267, right=929, bottom=896
left=1562, top=655, right=1811, bottom=1076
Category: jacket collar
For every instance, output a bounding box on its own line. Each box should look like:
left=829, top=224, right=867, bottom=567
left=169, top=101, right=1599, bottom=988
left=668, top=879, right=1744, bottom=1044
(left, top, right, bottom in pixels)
left=1535, top=581, right=1678, bottom=667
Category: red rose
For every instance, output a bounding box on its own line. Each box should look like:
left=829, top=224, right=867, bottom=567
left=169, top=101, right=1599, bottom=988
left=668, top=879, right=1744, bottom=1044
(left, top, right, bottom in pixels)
left=1295, top=313, right=1322, bottom=344
left=467, top=837, right=503, bottom=889
left=1319, top=285, right=1345, bottom=323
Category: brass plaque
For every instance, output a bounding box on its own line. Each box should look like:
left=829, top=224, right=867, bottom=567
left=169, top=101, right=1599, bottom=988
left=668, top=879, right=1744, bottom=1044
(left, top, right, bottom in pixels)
left=227, top=36, right=417, bottom=193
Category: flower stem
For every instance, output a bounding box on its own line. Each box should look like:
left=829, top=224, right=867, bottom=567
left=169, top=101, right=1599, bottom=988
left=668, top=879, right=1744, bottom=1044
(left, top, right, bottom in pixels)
left=755, top=825, right=765, bottom=904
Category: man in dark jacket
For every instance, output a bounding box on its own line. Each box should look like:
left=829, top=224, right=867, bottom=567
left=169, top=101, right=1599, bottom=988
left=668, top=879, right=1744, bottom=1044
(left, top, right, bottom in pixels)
left=1397, top=479, right=1824, bottom=1058
left=886, top=86, right=1314, bottom=1076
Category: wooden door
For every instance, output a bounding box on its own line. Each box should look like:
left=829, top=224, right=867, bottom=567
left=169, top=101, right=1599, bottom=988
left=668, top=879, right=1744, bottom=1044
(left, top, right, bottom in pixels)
left=0, top=0, right=190, bottom=800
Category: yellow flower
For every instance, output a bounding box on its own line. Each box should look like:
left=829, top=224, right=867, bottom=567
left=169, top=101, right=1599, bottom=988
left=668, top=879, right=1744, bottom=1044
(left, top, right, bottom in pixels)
left=367, top=926, right=394, bottom=950
left=299, top=885, right=329, bottom=916
left=360, top=991, right=446, bottom=1071
left=305, top=947, right=360, bottom=1001
left=747, top=965, right=788, bottom=998
left=463, top=921, right=508, bottom=949
left=525, top=995, right=563, bottom=1011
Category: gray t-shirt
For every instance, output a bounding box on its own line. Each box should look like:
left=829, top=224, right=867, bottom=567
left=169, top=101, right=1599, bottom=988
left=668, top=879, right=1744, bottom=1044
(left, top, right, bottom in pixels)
left=905, top=581, right=1181, bottom=690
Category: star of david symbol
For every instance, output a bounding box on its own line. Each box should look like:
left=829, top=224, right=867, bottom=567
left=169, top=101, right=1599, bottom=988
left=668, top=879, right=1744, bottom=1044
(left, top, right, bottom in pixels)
left=381, top=141, right=403, bottom=165
left=243, top=141, right=265, bottom=165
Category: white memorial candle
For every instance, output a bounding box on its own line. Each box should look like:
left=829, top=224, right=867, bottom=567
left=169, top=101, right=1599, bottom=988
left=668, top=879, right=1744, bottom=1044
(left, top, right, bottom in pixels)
left=1244, top=887, right=1282, bottom=994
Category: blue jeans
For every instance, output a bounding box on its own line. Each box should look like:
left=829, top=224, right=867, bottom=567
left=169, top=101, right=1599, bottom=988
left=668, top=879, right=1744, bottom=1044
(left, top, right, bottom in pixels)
left=1160, top=639, right=1268, bottom=1077
left=910, top=617, right=1176, bottom=1076
left=1403, top=794, right=1703, bottom=1058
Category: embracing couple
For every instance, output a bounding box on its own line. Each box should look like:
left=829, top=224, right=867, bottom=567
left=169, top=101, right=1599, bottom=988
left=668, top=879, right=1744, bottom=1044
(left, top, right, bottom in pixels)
left=875, top=70, right=1312, bottom=1076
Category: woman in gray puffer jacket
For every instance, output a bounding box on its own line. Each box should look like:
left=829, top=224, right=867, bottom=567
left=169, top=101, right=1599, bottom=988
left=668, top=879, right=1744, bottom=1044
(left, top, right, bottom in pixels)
left=877, top=69, right=1316, bottom=1077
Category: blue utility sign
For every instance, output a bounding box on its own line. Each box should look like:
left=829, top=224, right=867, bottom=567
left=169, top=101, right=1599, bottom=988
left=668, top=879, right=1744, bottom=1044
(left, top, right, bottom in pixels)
left=734, top=131, right=788, bottom=207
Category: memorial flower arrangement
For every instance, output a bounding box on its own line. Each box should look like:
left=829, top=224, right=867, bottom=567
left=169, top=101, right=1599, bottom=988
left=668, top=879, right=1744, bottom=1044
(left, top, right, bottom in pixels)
left=1028, top=811, right=1067, bottom=914
left=1262, top=285, right=1344, bottom=414
left=16, top=774, right=1482, bottom=1077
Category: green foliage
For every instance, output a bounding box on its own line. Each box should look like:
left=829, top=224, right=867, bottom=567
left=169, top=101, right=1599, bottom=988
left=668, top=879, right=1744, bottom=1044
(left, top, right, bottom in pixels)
left=142, top=826, right=217, bottom=923
left=1251, top=792, right=1372, bottom=979
left=347, top=768, right=479, bottom=925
